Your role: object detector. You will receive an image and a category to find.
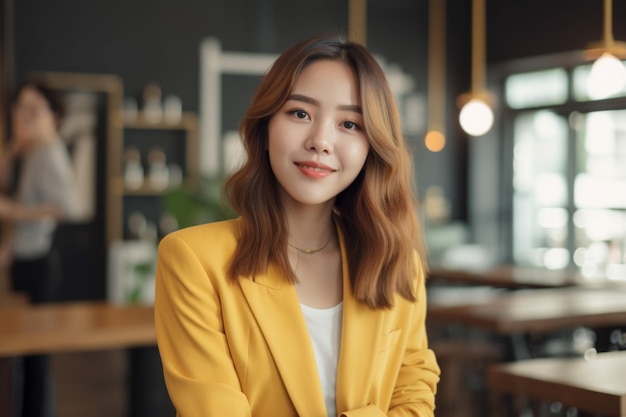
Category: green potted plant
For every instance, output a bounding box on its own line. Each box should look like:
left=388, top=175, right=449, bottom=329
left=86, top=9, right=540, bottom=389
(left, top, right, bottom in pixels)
left=161, top=175, right=237, bottom=230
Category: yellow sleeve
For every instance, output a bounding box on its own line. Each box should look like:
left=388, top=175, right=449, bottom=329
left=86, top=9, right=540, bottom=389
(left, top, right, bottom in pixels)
left=387, top=264, right=440, bottom=417
left=340, top=404, right=387, bottom=417
left=154, top=233, right=251, bottom=417
left=340, top=262, right=440, bottom=417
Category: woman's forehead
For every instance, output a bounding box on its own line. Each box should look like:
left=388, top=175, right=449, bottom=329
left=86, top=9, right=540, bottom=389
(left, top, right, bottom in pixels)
left=290, top=59, right=360, bottom=107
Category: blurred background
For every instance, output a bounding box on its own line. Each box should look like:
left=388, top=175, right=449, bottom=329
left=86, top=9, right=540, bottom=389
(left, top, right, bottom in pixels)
left=2, top=0, right=625, bottom=296
left=1, top=0, right=626, bottom=416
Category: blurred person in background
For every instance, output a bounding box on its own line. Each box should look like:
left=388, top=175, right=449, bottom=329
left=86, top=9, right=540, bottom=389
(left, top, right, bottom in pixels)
left=0, top=80, right=81, bottom=417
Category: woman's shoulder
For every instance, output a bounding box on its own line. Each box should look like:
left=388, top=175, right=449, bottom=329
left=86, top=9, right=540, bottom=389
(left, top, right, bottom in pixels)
left=159, top=218, right=241, bottom=260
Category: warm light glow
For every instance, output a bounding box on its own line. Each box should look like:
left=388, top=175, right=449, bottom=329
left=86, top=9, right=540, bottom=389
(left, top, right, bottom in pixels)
left=424, top=130, right=446, bottom=152
left=587, top=52, right=626, bottom=99
left=459, top=98, right=494, bottom=136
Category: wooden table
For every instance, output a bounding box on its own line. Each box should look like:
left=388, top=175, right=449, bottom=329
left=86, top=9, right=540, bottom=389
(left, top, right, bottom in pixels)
left=488, top=351, right=626, bottom=417
left=0, top=302, right=155, bottom=356
left=0, top=291, right=29, bottom=309
left=428, top=287, right=626, bottom=335
left=428, top=265, right=583, bottom=289
left=0, top=302, right=156, bottom=416
left=428, top=287, right=626, bottom=360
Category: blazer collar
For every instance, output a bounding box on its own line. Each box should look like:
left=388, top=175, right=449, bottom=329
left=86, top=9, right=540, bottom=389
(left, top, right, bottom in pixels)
left=240, top=261, right=327, bottom=416
left=239, top=222, right=383, bottom=416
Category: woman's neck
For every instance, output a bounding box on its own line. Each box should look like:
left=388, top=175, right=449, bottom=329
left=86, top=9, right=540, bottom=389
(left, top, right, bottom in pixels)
left=282, top=198, right=336, bottom=250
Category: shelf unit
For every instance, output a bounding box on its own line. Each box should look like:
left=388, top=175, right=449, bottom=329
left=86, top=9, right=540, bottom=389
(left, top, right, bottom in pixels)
left=109, top=111, right=199, bottom=241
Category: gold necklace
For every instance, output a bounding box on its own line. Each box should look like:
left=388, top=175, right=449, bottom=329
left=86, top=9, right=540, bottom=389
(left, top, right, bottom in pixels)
left=289, top=234, right=332, bottom=255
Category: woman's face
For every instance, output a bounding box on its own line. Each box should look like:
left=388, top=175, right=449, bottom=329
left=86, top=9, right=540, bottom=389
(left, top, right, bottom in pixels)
left=11, top=87, right=58, bottom=149
left=268, top=59, right=369, bottom=209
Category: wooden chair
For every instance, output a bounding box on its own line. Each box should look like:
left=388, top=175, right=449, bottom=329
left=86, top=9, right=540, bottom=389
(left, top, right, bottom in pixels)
left=433, top=340, right=501, bottom=417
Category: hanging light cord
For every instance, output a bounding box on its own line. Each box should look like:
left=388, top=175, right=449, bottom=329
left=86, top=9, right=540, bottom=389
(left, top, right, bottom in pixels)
left=472, top=0, right=486, bottom=94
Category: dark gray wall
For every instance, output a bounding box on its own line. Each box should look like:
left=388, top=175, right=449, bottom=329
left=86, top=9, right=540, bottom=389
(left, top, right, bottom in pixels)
left=487, top=0, right=626, bottom=64
left=14, top=0, right=346, bottom=115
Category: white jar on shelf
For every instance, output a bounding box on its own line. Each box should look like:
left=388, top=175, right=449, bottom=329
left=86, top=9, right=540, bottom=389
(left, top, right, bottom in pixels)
left=147, top=147, right=169, bottom=191
left=164, top=95, right=182, bottom=124
left=123, top=147, right=144, bottom=190
left=143, top=83, right=163, bottom=123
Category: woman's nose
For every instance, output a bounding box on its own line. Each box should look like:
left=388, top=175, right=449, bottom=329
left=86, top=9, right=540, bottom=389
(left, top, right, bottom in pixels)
left=304, top=121, right=334, bottom=153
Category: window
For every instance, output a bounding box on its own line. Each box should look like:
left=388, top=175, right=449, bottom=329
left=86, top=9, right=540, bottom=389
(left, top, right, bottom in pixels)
left=505, top=68, right=568, bottom=109
left=505, top=64, right=626, bottom=277
left=512, top=110, right=569, bottom=269
left=572, top=63, right=626, bottom=101
left=573, top=110, right=626, bottom=278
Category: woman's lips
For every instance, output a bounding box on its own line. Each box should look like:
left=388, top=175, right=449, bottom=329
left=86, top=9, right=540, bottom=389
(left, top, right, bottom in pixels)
left=294, top=161, right=336, bottom=179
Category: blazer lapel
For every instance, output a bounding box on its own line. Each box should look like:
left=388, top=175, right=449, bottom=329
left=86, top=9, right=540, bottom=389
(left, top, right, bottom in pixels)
left=239, top=263, right=327, bottom=417
left=335, top=227, right=384, bottom=412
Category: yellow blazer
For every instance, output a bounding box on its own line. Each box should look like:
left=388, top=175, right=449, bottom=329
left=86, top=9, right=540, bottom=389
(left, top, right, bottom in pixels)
left=155, top=218, right=439, bottom=417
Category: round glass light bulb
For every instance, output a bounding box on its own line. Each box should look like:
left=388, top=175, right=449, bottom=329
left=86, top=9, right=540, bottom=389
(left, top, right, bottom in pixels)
left=425, top=130, right=446, bottom=152
left=459, top=98, right=494, bottom=136
left=587, top=52, right=626, bottom=99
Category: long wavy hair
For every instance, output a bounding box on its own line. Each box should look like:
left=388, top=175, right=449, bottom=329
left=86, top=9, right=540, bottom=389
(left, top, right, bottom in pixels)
left=225, top=34, right=427, bottom=309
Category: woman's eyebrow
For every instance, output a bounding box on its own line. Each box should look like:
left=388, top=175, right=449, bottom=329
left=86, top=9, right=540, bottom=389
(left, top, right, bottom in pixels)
left=287, top=93, right=362, bottom=114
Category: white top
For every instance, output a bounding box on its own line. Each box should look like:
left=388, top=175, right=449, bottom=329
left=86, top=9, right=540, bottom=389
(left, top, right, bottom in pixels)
left=300, top=302, right=343, bottom=417
left=13, top=140, right=82, bottom=259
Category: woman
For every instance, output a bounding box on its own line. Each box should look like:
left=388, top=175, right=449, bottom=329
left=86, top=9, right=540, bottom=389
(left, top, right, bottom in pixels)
left=155, top=35, right=440, bottom=417
left=0, top=81, right=81, bottom=417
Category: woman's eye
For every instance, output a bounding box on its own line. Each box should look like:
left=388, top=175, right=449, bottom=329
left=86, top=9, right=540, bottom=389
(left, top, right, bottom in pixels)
left=291, top=110, right=309, bottom=119
left=343, top=121, right=360, bottom=130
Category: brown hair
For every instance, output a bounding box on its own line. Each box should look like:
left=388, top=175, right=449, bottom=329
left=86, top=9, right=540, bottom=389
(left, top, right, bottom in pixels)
left=225, top=34, right=427, bottom=309
left=11, top=80, right=65, bottom=122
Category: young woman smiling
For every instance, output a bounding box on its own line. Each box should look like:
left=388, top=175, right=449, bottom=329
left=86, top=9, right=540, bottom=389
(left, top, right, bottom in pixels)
left=155, top=34, right=440, bottom=417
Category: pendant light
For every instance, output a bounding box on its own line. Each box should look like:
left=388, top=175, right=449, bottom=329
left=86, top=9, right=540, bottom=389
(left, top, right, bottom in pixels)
left=584, top=0, right=626, bottom=99
left=425, top=0, right=447, bottom=152
left=349, top=0, right=367, bottom=45
left=458, top=0, right=494, bottom=137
